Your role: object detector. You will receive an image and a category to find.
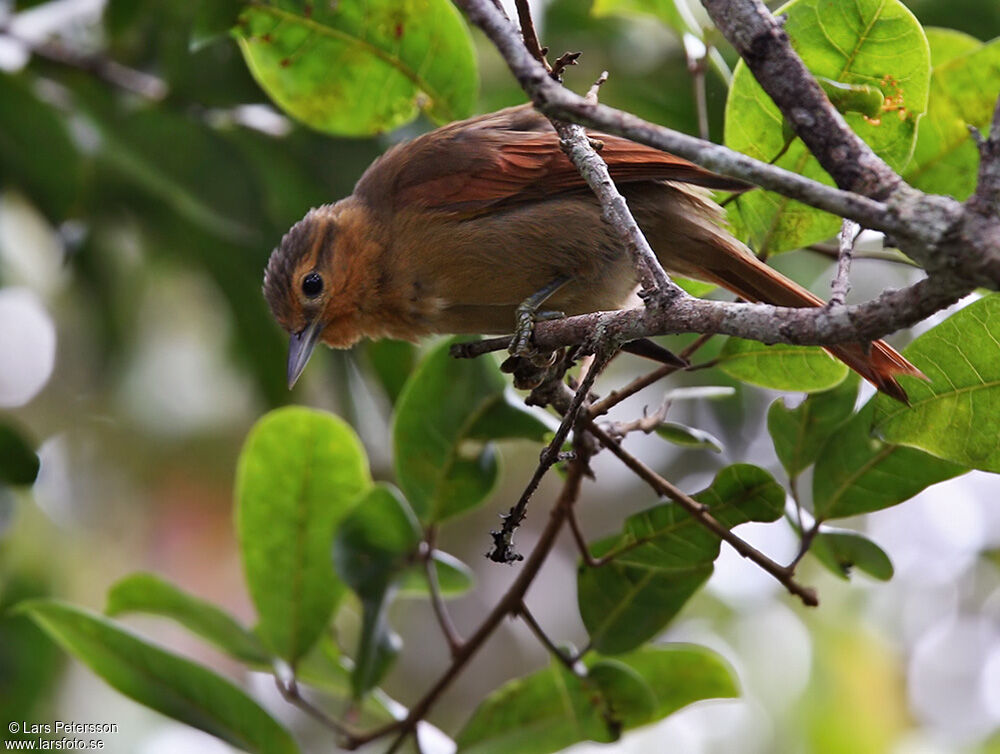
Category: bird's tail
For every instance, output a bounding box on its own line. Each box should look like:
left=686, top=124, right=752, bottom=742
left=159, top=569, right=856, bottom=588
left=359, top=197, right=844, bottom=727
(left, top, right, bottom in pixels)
left=703, top=253, right=924, bottom=403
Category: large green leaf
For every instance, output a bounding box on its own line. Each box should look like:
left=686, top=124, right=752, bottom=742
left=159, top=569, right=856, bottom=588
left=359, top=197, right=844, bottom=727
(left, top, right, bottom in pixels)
left=456, top=644, right=737, bottom=754
left=0, top=74, right=82, bottom=220
left=234, top=0, right=478, bottom=136
left=105, top=573, right=270, bottom=665
left=872, top=295, right=1000, bottom=473
left=905, top=34, right=1000, bottom=199
left=724, top=0, right=930, bottom=253
left=767, top=375, right=858, bottom=477
left=235, top=407, right=371, bottom=664
left=393, top=338, right=547, bottom=523
left=813, top=404, right=966, bottom=520
left=0, top=421, right=39, bottom=487
left=17, top=601, right=298, bottom=754
left=717, top=338, right=848, bottom=393
left=578, top=465, right=785, bottom=654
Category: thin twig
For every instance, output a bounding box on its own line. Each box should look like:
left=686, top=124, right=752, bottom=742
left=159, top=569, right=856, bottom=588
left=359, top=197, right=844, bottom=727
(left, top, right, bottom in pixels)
left=788, top=519, right=821, bottom=570
left=684, top=34, right=711, bottom=141
left=488, top=346, right=613, bottom=562
left=512, top=0, right=677, bottom=300
left=421, top=530, right=464, bottom=656
left=588, top=333, right=715, bottom=418
left=274, top=676, right=364, bottom=744
left=585, top=421, right=819, bottom=606
left=830, top=219, right=860, bottom=307
left=381, top=445, right=591, bottom=749
left=516, top=601, right=581, bottom=674
left=806, top=243, right=919, bottom=267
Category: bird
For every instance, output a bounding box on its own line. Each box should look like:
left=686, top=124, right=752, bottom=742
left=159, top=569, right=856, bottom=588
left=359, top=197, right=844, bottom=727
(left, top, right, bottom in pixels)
left=263, top=104, right=922, bottom=402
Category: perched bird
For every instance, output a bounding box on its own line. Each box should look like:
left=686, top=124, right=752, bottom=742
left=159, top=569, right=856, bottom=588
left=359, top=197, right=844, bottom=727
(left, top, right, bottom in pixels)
left=263, top=104, right=921, bottom=401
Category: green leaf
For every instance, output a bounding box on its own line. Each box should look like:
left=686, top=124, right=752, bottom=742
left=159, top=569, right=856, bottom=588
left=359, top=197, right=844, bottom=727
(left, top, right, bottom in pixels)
left=724, top=0, right=930, bottom=253
left=654, top=422, right=723, bottom=453
left=17, top=601, right=298, bottom=754
left=872, top=295, right=1000, bottom=473
left=467, top=393, right=552, bottom=442
left=767, top=375, right=858, bottom=477
left=394, top=338, right=526, bottom=522
left=0, top=74, right=82, bottom=220
left=811, top=530, right=893, bottom=581
left=717, top=338, right=848, bottom=392
left=456, top=644, right=738, bottom=754
left=397, top=550, right=475, bottom=598
left=591, top=0, right=684, bottom=35
left=105, top=573, right=270, bottom=665
left=292, top=636, right=398, bottom=728
left=0, top=421, right=39, bottom=487
left=924, top=27, right=981, bottom=68
left=234, top=0, right=478, bottom=136
left=332, top=484, right=419, bottom=697
left=192, top=0, right=244, bottom=50
left=363, top=339, right=418, bottom=405
left=235, top=407, right=371, bottom=664
left=813, top=403, right=966, bottom=520
left=90, top=106, right=260, bottom=244
left=603, top=644, right=739, bottom=721
left=905, top=35, right=1000, bottom=200
left=454, top=660, right=625, bottom=754
left=578, top=465, right=785, bottom=654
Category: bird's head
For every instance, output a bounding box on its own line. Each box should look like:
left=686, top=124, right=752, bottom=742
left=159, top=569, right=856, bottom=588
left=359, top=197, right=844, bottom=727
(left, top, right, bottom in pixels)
left=263, top=204, right=367, bottom=388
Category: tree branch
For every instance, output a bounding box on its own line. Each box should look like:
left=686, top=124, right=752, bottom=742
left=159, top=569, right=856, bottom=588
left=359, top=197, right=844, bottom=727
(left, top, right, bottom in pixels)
left=700, top=0, right=904, bottom=199
left=584, top=422, right=818, bottom=606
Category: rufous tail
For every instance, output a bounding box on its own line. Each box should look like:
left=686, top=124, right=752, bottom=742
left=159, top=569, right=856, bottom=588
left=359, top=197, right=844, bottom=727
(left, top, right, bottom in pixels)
left=703, top=256, right=924, bottom=404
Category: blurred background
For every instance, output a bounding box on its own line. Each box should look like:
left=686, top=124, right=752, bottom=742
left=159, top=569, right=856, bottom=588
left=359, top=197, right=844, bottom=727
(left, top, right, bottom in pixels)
left=1, top=0, right=999, bottom=752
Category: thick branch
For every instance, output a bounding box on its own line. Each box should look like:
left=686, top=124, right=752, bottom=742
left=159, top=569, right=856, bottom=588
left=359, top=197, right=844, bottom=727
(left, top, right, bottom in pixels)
left=454, top=274, right=972, bottom=358
left=701, top=0, right=903, bottom=199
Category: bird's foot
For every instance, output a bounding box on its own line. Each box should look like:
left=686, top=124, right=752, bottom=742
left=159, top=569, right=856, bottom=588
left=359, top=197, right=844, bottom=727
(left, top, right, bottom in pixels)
left=509, top=307, right=564, bottom=366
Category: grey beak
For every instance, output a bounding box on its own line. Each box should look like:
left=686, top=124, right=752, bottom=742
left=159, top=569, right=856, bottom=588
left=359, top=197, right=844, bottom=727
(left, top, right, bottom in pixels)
left=287, top=319, right=323, bottom=389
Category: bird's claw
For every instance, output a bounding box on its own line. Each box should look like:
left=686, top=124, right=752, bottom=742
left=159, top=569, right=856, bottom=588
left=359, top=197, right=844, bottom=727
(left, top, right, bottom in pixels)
left=509, top=308, right=564, bottom=366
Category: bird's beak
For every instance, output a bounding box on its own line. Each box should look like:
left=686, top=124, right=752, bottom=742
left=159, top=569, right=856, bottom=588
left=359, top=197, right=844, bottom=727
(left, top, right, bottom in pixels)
left=287, top=318, right=324, bottom=389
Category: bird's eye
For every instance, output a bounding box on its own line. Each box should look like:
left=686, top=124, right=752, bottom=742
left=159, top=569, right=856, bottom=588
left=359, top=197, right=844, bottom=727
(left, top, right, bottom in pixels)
left=301, top=272, right=323, bottom=298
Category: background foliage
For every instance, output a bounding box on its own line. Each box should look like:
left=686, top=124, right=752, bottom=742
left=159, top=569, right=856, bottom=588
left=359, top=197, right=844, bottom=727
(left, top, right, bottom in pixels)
left=2, top=1, right=1000, bottom=753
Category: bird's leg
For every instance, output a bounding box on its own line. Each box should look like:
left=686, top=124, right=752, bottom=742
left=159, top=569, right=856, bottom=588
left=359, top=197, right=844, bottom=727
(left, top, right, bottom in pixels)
left=509, top=275, right=570, bottom=362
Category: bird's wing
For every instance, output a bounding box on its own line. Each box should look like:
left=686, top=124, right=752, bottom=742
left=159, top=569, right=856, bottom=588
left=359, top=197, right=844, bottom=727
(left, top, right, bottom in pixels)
left=356, top=105, right=748, bottom=213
